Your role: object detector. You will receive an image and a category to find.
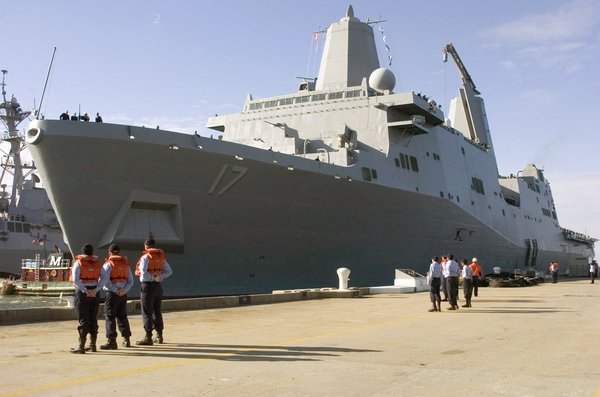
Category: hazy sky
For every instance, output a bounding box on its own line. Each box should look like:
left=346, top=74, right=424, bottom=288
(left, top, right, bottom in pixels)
left=2, top=0, right=599, bottom=242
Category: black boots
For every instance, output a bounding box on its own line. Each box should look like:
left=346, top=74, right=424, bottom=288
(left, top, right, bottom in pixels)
left=70, top=336, right=86, bottom=354
left=154, top=332, right=164, bottom=344
left=136, top=332, right=153, bottom=346
left=100, top=336, right=118, bottom=350
left=85, top=334, right=97, bottom=352
left=123, top=337, right=131, bottom=348
left=428, top=301, right=438, bottom=312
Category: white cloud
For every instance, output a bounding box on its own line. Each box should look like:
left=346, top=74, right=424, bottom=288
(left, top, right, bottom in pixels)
left=484, top=1, right=599, bottom=73
left=486, top=1, right=599, bottom=44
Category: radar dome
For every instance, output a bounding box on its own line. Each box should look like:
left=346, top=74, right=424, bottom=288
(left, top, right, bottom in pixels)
left=369, top=68, right=396, bottom=92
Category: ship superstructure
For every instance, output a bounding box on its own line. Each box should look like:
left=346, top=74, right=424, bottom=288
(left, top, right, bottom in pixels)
left=0, top=70, right=68, bottom=276
left=25, top=7, right=594, bottom=296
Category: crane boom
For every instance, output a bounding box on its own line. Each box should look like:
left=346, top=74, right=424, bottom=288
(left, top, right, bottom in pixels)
left=443, top=43, right=480, bottom=95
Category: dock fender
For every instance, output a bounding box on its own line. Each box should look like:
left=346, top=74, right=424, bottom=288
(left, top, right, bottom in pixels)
left=26, top=127, right=43, bottom=145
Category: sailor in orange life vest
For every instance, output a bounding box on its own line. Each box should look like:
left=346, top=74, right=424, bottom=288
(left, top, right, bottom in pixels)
left=69, top=243, right=105, bottom=354
left=99, top=244, right=134, bottom=350
left=135, top=238, right=173, bottom=345
left=469, top=258, right=484, bottom=297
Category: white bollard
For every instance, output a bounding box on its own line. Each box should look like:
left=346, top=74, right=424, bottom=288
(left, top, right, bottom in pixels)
left=337, top=267, right=351, bottom=290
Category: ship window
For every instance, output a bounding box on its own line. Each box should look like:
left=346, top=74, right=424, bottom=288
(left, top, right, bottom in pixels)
left=345, top=89, right=362, bottom=98
left=328, top=91, right=344, bottom=100
left=471, top=177, right=485, bottom=195
left=394, top=158, right=400, bottom=167
left=371, top=169, right=378, bottom=179
left=295, top=96, right=310, bottom=103
left=461, top=147, right=465, bottom=155
left=264, top=100, right=279, bottom=108
left=502, top=209, right=505, bottom=216
left=249, top=102, right=263, bottom=110
left=279, top=98, right=293, bottom=106
left=399, top=154, right=407, bottom=169
left=457, top=196, right=460, bottom=203
left=361, top=167, right=372, bottom=181
left=409, top=156, right=419, bottom=172
left=311, top=93, right=326, bottom=101
left=433, top=153, right=440, bottom=160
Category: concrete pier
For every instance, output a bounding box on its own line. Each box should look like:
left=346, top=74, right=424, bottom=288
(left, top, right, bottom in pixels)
left=1, top=280, right=599, bottom=396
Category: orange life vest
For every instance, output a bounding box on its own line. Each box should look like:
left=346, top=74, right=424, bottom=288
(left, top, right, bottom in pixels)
left=105, top=255, right=130, bottom=284
left=135, top=248, right=165, bottom=276
left=469, top=262, right=483, bottom=277
left=70, top=255, right=102, bottom=283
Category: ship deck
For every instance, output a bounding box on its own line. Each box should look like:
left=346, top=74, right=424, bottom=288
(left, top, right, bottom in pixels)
left=1, top=280, right=599, bottom=396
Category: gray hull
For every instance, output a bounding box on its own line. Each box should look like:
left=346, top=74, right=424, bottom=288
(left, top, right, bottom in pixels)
left=27, top=121, right=583, bottom=296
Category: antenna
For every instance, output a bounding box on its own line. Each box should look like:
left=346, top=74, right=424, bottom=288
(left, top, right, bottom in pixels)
left=1, top=70, right=7, bottom=102
left=37, top=47, right=57, bottom=120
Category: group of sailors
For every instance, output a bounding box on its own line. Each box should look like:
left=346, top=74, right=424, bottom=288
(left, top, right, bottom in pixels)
left=69, top=238, right=173, bottom=354
left=427, top=255, right=483, bottom=312
left=59, top=110, right=102, bottom=123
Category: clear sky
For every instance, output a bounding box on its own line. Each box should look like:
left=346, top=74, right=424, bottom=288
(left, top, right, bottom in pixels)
left=2, top=0, right=599, bottom=242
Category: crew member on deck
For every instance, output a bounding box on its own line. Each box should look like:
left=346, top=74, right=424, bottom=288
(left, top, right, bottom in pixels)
left=135, top=238, right=173, bottom=346
left=95, top=112, right=103, bottom=123
left=100, top=244, right=134, bottom=349
left=69, top=243, right=104, bottom=354
left=59, top=110, right=69, bottom=120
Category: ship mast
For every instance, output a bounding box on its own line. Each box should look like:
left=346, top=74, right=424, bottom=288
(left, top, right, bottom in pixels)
left=0, top=70, right=33, bottom=212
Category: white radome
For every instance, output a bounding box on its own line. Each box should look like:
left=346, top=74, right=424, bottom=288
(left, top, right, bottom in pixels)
left=369, top=68, right=396, bottom=91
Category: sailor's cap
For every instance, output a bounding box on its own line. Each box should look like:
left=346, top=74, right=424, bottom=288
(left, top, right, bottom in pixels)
left=472, top=257, right=478, bottom=262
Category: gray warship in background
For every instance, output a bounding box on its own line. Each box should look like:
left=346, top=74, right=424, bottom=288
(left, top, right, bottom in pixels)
left=0, top=70, right=68, bottom=277
left=25, top=7, right=595, bottom=296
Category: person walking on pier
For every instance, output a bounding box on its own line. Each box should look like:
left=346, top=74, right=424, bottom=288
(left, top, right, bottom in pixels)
left=427, top=257, right=442, bottom=312
left=549, top=261, right=559, bottom=283
left=135, top=238, right=173, bottom=346
left=69, top=244, right=103, bottom=354
left=100, top=244, right=134, bottom=349
left=469, top=258, right=483, bottom=297
left=444, top=254, right=460, bottom=310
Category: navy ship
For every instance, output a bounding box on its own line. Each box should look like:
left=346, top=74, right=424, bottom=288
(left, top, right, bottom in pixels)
left=25, top=6, right=595, bottom=296
left=0, top=70, right=68, bottom=277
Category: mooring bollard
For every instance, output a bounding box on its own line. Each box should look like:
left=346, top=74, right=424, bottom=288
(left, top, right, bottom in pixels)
left=337, top=267, right=351, bottom=290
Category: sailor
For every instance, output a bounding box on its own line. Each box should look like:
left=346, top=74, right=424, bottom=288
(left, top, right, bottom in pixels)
left=81, top=112, right=90, bottom=122
left=443, top=254, right=460, bottom=310
left=589, top=260, right=598, bottom=284
left=469, top=258, right=483, bottom=297
left=427, top=257, right=442, bottom=312
left=440, top=256, right=448, bottom=301
left=549, top=261, right=559, bottom=283
left=461, top=260, right=473, bottom=308
left=95, top=112, right=103, bottom=123
left=99, top=244, right=134, bottom=349
left=135, top=237, right=173, bottom=345
left=69, top=243, right=104, bottom=354
left=70, top=112, right=79, bottom=121
left=59, top=110, right=69, bottom=120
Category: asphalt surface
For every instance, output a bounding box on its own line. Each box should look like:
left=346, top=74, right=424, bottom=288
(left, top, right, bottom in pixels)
left=1, top=279, right=599, bottom=397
